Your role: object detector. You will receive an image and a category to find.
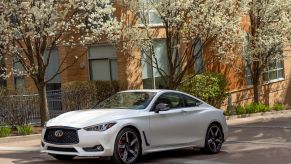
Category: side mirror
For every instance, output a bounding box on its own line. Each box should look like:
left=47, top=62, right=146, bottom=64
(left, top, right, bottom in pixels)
left=154, top=103, right=170, bottom=113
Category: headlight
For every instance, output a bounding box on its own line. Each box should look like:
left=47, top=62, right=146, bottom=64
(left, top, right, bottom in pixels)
left=84, top=122, right=116, bottom=131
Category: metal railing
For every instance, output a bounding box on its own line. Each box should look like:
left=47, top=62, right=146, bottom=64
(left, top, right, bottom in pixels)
left=0, top=90, right=65, bottom=125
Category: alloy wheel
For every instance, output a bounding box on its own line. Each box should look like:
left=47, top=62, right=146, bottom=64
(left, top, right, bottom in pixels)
left=117, top=131, right=140, bottom=163
left=207, top=125, right=223, bottom=153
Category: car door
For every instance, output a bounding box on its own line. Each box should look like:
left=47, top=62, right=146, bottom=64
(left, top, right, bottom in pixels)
left=149, top=92, right=192, bottom=147
left=179, top=94, right=207, bottom=145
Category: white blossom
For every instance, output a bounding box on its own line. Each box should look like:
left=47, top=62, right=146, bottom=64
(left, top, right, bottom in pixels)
left=0, top=0, right=121, bottom=79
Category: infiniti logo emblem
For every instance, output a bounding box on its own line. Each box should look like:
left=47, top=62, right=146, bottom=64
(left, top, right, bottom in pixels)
left=54, top=130, right=64, bottom=138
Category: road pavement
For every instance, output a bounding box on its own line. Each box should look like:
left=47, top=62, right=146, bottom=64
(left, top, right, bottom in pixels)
left=1, top=116, right=291, bottom=164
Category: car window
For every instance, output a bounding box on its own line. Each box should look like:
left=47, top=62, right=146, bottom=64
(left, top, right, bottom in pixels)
left=154, top=93, right=184, bottom=109
left=183, top=95, right=203, bottom=107
left=96, top=92, right=156, bottom=109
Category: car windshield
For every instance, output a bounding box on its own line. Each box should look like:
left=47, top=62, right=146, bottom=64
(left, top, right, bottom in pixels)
left=95, top=92, right=156, bottom=110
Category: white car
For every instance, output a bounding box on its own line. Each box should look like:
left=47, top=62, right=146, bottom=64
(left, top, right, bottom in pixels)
left=41, top=90, right=228, bottom=164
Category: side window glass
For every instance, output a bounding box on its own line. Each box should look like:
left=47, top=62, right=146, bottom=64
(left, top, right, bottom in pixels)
left=155, top=93, right=184, bottom=109
left=184, top=95, right=202, bottom=107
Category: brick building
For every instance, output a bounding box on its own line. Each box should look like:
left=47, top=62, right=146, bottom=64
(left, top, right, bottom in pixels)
left=1, top=5, right=290, bottom=108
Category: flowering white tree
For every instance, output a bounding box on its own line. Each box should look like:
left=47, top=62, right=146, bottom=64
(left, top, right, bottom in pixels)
left=120, top=0, right=248, bottom=89
left=0, top=0, right=120, bottom=125
left=243, top=0, right=291, bottom=103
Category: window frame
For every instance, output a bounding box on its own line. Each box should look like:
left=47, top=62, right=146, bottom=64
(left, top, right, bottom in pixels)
left=12, top=57, right=25, bottom=92
left=263, top=59, right=285, bottom=83
left=244, top=59, right=285, bottom=86
left=141, top=39, right=168, bottom=89
left=151, top=92, right=185, bottom=111
left=181, top=94, right=203, bottom=108
left=87, top=44, right=118, bottom=81
left=137, top=2, right=164, bottom=27
left=44, top=48, right=61, bottom=88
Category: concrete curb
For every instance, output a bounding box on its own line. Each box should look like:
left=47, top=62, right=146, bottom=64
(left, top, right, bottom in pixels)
left=227, top=110, right=291, bottom=126
left=226, top=109, right=291, bottom=120
left=0, top=134, right=41, bottom=144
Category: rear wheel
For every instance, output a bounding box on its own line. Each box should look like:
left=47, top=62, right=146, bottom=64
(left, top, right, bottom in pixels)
left=203, top=123, right=223, bottom=154
left=50, top=154, right=75, bottom=160
left=112, top=128, right=141, bottom=164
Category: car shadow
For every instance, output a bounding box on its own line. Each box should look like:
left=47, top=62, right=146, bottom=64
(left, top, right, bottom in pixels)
left=0, top=148, right=213, bottom=164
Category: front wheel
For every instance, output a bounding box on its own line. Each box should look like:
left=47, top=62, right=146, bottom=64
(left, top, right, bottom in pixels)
left=112, top=128, right=141, bottom=164
left=50, top=154, right=75, bottom=160
left=202, top=123, right=223, bottom=154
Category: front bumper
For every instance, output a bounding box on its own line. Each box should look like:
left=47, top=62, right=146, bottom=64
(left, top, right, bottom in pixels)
left=41, top=127, right=117, bottom=157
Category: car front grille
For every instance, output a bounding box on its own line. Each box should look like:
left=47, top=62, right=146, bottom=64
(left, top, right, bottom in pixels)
left=44, top=127, right=79, bottom=145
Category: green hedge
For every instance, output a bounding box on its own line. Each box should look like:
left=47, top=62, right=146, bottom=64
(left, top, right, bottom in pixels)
left=62, top=80, right=120, bottom=111
left=178, top=72, right=228, bottom=107
left=234, top=103, right=285, bottom=115
left=273, top=103, right=285, bottom=111
left=0, top=126, right=12, bottom=138
left=17, top=124, right=33, bottom=135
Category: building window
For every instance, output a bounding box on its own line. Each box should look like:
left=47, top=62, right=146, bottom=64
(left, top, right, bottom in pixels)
left=245, top=63, right=253, bottom=86
left=45, top=48, right=61, bottom=91
left=263, top=59, right=284, bottom=82
left=245, top=59, right=284, bottom=86
left=14, top=76, right=25, bottom=92
left=138, top=0, right=163, bottom=26
left=243, top=32, right=284, bottom=85
left=88, top=45, right=118, bottom=81
left=141, top=39, right=168, bottom=89
left=193, top=38, right=203, bottom=74
left=0, top=58, right=6, bottom=87
left=13, top=58, right=25, bottom=92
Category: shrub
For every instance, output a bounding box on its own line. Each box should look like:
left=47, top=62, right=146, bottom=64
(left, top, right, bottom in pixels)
left=273, top=103, right=285, bottom=111
left=16, top=124, right=33, bottom=135
left=235, top=105, right=246, bottom=115
left=244, top=103, right=270, bottom=114
left=178, top=72, right=228, bottom=107
left=244, top=103, right=257, bottom=114
left=0, top=126, right=12, bottom=137
left=235, top=103, right=270, bottom=115
left=62, top=80, right=120, bottom=111
left=257, top=104, right=270, bottom=112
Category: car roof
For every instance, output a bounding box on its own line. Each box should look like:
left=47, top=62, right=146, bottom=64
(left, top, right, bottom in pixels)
left=119, top=89, right=182, bottom=94
left=118, top=89, right=213, bottom=107
left=120, top=89, right=164, bottom=93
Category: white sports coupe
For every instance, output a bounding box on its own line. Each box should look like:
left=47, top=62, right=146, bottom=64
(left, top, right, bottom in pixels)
left=41, top=90, right=228, bottom=164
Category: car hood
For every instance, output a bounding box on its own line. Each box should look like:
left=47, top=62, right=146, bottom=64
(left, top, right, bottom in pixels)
left=46, top=109, right=141, bottom=128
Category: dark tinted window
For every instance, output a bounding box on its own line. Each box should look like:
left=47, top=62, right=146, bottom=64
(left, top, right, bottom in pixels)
left=154, top=93, right=184, bottom=109
left=183, top=95, right=202, bottom=107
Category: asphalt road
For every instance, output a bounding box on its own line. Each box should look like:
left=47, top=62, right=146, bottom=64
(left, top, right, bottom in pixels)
left=1, top=116, right=291, bottom=164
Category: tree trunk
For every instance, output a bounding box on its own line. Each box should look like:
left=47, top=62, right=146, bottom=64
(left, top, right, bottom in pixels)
left=38, top=84, right=49, bottom=126
left=252, top=63, right=261, bottom=104
left=253, top=79, right=259, bottom=104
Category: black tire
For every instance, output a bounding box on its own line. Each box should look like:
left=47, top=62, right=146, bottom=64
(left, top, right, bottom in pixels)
left=50, top=154, right=75, bottom=160
left=202, top=123, right=224, bottom=154
left=112, top=128, right=141, bottom=164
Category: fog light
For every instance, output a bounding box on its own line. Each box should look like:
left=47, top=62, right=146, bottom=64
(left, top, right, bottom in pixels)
left=83, top=145, right=104, bottom=152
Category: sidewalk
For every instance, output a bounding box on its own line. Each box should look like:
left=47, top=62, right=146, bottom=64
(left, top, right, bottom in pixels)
left=227, top=109, right=291, bottom=125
